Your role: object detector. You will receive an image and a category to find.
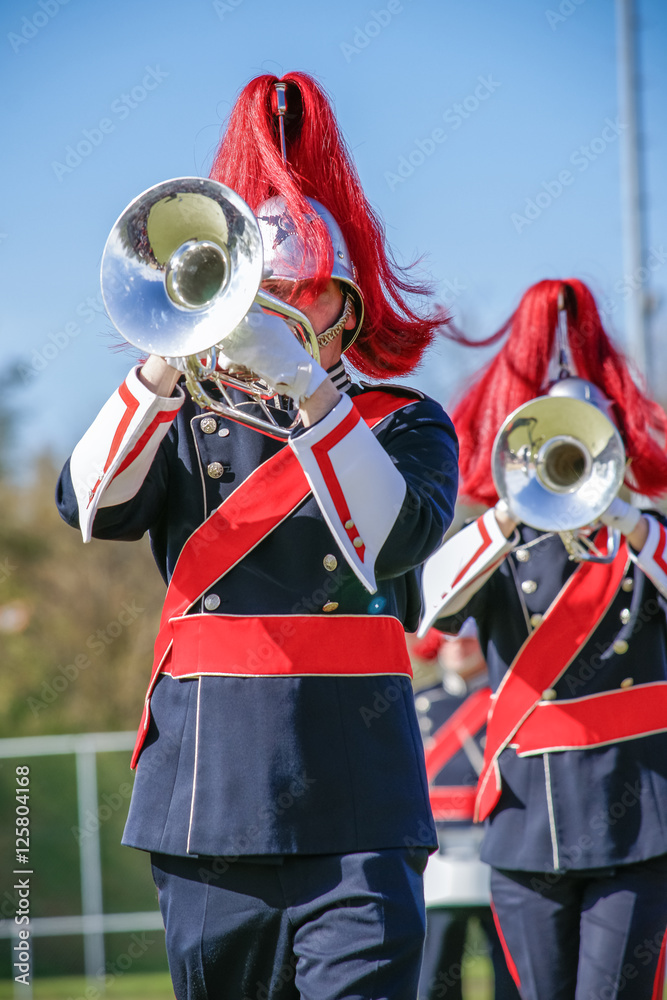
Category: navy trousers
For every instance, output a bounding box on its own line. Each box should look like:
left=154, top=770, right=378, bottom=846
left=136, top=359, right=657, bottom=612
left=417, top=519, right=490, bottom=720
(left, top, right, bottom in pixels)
left=490, top=855, right=667, bottom=1000
left=151, top=848, right=429, bottom=1000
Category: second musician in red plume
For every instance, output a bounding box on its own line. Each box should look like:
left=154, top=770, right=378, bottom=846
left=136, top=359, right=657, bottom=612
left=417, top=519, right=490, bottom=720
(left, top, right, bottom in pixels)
left=420, top=278, right=667, bottom=1000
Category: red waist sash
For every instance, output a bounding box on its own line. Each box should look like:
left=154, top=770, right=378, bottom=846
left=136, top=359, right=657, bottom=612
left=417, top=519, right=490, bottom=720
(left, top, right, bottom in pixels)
left=162, top=613, right=412, bottom=679
left=424, top=687, right=491, bottom=821
left=429, top=787, right=478, bottom=822
left=475, top=530, right=630, bottom=821
left=510, top=681, right=667, bottom=755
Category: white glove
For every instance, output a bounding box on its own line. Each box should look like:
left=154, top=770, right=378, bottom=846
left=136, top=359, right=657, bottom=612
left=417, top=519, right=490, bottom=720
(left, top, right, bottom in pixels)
left=599, top=496, right=641, bottom=536
left=163, top=355, right=190, bottom=373
left=494, top=498, right=520, bottom=537
left=215, top=305, right=328, bottom=405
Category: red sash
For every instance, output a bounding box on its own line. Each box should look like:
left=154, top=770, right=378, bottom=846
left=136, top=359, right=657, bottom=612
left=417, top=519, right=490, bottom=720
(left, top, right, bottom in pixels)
left=510, top=681, right=667, bottom=755
left=474, top=530, right=630, bottom=821
left=429, top=787, right=478, bottom=820
left=131, top=391, right=414, bottom=767
left=162, top=613, right=412, bottom=679
left=424, top=687, right=491, bottom=820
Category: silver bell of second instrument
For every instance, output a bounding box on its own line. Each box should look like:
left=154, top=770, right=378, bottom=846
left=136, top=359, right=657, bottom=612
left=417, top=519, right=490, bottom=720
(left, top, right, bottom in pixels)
left=492, top=377, right=626, bottom=534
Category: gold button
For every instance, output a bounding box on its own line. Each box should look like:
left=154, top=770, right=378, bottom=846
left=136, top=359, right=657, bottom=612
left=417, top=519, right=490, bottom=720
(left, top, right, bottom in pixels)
left=613, top=639, right=629, bottom=655
left=542, top=688, right=558, bottom=701
left=322, top=601, right=339, bottom=613
left=530, top=613, right=543, bottom=628
left=621, top=578, right=634, bottom=592
left=352, top=537, right=363, bottom=549
left=207, top=462, right=225, bottom=479
left=521, top=580, right=537, bottom=594
left=345, top=519, right=355, bottom=530
left=620, top=677, right=634, bottom=688
left=323, top=554, right=338, bottom=571
left=516, top=548, right=530, bottom=563
left=200, top=417, right=217, bottom=434
left=204, top=594, right=221, bottom=611
left=620, top=609, right=631, bottom=624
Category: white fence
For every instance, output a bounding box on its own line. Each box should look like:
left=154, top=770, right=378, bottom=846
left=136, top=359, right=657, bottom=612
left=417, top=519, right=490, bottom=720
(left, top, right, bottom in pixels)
left=0, top=732, right=164, bottom=998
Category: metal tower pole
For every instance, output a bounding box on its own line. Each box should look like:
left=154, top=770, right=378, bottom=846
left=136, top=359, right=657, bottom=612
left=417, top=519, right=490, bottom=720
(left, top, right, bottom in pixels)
left=616, top=0, right=650, bottom=382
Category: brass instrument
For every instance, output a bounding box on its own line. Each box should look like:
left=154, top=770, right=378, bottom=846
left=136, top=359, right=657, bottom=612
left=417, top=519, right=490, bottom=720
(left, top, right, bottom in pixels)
left=492, top=378, right=626, bottom=562
left=101, top=177, right=320, bottom=439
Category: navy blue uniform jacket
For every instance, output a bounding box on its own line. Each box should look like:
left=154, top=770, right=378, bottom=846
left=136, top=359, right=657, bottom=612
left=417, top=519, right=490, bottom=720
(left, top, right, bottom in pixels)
left=57, top=377, right=458, bottom=858
left=437, top=525, right=667, bottom=873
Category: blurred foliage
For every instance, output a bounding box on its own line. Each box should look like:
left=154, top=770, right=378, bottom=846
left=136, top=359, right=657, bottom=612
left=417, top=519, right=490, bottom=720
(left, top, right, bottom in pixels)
left=0, top=457, right=165, bottom=738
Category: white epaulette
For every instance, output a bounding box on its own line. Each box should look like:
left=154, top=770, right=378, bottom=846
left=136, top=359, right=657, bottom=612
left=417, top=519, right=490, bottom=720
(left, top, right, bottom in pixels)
left=418, top=507, right=514, bottom=636
left=70, top=366, right=184, bottom=542
left=631, top=513, right=667, bottom=600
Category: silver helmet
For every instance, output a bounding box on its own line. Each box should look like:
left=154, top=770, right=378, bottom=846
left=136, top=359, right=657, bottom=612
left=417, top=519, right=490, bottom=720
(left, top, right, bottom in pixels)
left=256, top=196, right=364, bottom=351
left=547, top=375, right=617, bottom=424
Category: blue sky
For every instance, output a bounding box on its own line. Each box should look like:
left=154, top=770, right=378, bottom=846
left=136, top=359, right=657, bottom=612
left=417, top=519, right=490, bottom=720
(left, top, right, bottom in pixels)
left=1, top=0, right=666, bottom=466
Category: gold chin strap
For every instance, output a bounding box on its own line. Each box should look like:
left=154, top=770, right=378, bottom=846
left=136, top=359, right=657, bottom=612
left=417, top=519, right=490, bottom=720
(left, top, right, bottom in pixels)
left=317, top=295, right=354, bottom=349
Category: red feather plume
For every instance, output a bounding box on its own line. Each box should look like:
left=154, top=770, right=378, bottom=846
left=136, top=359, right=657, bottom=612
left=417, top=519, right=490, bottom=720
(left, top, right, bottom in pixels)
left=209, top=71, right=448, bottom=378
left=449, top=279, right=667, bottom=505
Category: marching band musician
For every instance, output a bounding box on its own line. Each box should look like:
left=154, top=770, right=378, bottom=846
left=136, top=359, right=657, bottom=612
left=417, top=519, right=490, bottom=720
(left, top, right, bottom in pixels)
left=419, top=278, right=667, bottom=1000
left=55, top=72, right=459, bottom=1000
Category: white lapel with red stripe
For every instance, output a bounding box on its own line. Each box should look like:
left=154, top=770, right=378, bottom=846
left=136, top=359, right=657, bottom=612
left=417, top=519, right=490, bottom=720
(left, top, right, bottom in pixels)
left=71, top=367, right=185, bottom=542
left=289, top=391, right=411, bottom=593
left=634, top=514, right=667, bottom=599
left=420, top=507, right=515, bottom=635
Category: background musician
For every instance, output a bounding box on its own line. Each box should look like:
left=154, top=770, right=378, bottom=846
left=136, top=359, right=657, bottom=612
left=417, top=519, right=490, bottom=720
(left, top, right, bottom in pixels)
left=420, top=278, right=667, bottom=1000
